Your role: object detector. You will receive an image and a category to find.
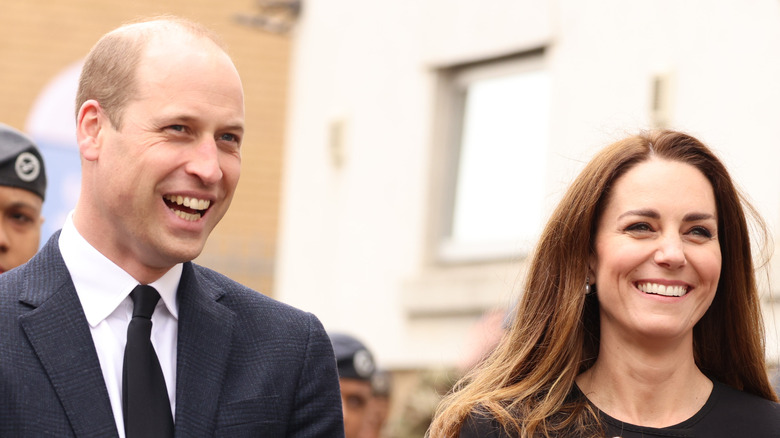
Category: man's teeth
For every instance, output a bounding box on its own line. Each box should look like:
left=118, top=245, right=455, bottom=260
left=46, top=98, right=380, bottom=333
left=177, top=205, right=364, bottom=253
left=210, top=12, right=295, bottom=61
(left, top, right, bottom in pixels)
left=164, top=195, right=210, bottom=221
left=173, top=210, right=201, bottom=221
left=637, top=283, right=688, bottom=297
left=165, top=195, right=211, bottom=210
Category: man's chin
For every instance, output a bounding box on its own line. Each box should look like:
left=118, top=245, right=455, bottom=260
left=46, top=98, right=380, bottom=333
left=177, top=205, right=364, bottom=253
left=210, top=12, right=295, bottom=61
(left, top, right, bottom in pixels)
left=152, top=238, right=209, bottom=267
left=168, top=246, right=207, bottom=265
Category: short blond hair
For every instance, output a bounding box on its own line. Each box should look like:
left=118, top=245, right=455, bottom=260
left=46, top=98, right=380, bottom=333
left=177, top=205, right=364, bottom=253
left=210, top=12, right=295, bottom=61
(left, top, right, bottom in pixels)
left=75, top=16, right=227, bottom=129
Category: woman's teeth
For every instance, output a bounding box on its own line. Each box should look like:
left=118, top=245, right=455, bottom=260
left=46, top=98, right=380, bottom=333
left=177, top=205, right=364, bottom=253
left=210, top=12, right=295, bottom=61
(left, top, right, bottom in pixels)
left=637, top=282, right=688, bottom=297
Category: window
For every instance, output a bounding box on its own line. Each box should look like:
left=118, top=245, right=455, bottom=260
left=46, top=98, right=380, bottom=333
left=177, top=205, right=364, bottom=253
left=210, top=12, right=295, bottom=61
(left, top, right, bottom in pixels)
left=435, top=51, right=550, bottom=262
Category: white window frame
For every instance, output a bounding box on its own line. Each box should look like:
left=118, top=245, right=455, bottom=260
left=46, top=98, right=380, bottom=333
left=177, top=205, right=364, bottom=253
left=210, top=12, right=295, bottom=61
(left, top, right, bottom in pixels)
left=431, top=50, right=550, bottom=264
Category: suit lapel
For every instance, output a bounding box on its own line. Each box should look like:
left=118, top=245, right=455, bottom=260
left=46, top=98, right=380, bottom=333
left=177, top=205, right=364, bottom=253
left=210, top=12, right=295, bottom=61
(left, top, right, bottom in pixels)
left=18, top=236, right=118, bottom=437
left=174, top=263, right=236, bottom=437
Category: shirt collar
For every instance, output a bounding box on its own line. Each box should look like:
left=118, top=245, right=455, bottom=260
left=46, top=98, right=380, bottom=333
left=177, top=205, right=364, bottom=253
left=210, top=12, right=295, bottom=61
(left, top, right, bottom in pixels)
left=59, top=212, right=181, bottom=327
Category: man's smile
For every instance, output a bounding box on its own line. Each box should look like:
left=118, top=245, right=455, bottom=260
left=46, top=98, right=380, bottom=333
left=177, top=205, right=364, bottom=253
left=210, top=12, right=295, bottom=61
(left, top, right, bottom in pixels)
left=163, top=194, right=211, bottom=221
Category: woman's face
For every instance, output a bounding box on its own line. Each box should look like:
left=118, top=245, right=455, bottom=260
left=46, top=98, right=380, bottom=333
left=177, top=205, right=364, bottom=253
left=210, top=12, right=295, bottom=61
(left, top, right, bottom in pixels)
left=590, top=158, right=721, bottom=345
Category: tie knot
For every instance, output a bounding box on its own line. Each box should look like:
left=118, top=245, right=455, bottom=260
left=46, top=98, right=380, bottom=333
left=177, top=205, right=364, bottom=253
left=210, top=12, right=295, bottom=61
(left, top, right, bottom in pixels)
left=131, top=285, right=161, bottom=319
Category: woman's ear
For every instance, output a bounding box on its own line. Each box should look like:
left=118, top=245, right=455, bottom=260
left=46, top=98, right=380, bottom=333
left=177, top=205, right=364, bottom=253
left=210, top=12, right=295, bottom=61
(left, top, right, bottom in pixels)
left=76, top=99, right=105, bottom=162
left=587, top=252, right=597, bottom=285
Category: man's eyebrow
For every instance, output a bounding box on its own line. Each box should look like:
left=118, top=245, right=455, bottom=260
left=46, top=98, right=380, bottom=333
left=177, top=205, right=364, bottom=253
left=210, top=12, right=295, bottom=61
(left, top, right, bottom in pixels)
left=9, top=201, right=39, bottom=210
left=156, top=115, right=244, bottom=132
left=222, top=124, right=245, bottom=134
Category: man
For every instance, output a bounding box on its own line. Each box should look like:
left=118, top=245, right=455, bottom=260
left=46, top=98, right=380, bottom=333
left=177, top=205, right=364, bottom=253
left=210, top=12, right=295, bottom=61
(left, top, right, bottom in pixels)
left=0, top=124, right=46, bottom=273
left=0, top=17, right=343, bottom=437
left=329, top=332, right=377, bottom=438
left=361, top=369, right=393, bottom=438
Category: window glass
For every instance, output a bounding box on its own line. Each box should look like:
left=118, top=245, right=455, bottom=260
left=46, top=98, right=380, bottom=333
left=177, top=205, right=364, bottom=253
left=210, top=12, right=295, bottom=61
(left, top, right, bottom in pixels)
left=439, top=55, right=550, bottom=261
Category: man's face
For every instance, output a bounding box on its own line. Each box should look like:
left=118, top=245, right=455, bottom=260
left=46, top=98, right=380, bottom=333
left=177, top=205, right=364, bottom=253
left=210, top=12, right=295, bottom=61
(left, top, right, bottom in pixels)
left=339, top=378, right=373, bottom=438
left=80, top=34, right=244, bottom=281
left=0, top=186, right=42, bottom=273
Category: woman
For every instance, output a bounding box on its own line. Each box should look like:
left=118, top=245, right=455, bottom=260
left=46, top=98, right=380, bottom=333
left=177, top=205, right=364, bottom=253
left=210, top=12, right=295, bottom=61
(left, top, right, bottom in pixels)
left=429, top=130, right=780, bottom=437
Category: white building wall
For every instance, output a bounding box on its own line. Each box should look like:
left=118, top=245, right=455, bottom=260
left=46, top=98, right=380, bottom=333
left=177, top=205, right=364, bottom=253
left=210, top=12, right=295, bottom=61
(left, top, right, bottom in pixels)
left=276, top=0, right=780, bottom=369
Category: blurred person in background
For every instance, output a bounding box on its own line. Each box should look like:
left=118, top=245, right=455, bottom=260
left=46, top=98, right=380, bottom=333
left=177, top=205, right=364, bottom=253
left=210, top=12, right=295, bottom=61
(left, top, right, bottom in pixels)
left=430, top=130, right=780, bottom=437
left=456, top=308, right=511, bottom=373
left=330, top=332, right=377, bottom=438
left=0, top=123, right=46, bottom=273
left=361, top=368, right=393, bottom=438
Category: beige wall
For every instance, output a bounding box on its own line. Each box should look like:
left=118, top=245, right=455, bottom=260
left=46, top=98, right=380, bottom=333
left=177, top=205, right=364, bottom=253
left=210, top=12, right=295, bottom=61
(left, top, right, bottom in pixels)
left=0, top=0, right=290, bottom=295
left=277, top=0, right=780, bottom=371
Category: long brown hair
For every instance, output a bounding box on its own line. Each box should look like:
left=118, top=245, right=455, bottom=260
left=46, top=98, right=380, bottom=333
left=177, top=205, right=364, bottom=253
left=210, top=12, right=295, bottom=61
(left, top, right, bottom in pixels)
left=429, top=130, right=776, bottom=437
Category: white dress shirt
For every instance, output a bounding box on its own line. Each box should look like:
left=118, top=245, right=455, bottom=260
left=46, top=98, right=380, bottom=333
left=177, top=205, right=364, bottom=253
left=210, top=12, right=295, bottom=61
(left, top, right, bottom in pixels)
left=58, top=213, right=180, bottom=438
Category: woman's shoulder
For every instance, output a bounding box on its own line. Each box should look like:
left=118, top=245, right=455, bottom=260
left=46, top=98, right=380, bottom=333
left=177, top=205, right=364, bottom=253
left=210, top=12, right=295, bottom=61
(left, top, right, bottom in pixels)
left=458, top=408, right=590, bottom=438
left=697, top=381, right=780, bottom=434
left=711, top=380, right=780, bottom=411
left=458, top=412, right=512, bottom=438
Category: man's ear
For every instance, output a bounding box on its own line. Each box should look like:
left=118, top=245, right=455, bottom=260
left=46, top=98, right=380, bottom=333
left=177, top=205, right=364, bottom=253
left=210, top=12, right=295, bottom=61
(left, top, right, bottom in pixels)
left=76, top=99, right=105, bottom=162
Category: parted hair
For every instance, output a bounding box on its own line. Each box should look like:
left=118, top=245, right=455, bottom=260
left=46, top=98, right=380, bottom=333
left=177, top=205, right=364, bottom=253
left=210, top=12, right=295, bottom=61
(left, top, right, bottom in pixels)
left=75, top=16, right=226, bottom=130
left=428, top=130, right=776, bottom=438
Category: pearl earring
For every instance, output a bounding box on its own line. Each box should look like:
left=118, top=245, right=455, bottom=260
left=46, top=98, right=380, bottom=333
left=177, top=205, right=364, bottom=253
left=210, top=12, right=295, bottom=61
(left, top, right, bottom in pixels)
left=585, top=277, right=591, bottom=295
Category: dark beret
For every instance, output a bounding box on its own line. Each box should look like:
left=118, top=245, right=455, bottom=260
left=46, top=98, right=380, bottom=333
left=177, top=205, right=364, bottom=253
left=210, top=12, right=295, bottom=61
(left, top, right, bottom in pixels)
left=328, top=332, right=376, bottom=381
left=0, top=124, right=47, bottom=200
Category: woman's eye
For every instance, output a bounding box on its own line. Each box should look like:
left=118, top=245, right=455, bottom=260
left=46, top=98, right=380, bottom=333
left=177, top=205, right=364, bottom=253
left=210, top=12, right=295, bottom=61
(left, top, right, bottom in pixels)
left=624, top=222, right=653, bottom=233
left=688, top=226, right=714, bottom=239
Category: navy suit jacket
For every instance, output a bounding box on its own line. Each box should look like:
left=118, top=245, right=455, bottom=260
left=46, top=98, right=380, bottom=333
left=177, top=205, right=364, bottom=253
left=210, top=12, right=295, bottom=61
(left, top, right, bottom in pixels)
left=0, top=233, right=345, bottom=437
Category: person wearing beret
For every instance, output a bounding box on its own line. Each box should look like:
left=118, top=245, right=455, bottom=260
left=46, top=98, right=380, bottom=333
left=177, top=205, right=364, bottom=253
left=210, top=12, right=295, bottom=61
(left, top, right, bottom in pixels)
left=330, top=332, right=378, bottom=438
left=361, top=369, right=393, bottom=438
left=0, top=123, right=46, bottom=274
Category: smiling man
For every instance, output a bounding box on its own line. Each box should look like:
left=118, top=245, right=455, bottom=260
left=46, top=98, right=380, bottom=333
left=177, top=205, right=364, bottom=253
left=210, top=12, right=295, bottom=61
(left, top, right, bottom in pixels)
left=0, top=124, right=46, bottom=274
left=0, top=17, right=343, bottom=438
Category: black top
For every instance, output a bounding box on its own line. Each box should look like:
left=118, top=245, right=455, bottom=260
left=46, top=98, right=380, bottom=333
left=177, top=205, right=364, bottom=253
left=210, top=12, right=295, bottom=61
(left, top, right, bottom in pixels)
left=459, top=381, right=780, bottom=437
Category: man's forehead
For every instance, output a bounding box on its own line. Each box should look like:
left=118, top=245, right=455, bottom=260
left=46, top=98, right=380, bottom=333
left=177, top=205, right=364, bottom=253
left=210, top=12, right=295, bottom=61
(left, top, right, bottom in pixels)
left=141, top=26, right=224, bottom=60
left=131, top=56, right=244, bottom=114
left=136, top=42, right=241, bottom=91
left=0, top=185, right=44, bottom=209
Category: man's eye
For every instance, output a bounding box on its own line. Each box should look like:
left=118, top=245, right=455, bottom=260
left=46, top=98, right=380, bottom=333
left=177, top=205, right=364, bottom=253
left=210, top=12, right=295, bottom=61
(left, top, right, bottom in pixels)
left=10, top=213, right=33, bottom=224
left=345, top=395, right=366, bottom=409
left=166, top=125, right=186, bottom=132
left=219, top=133, right=239, bottom=143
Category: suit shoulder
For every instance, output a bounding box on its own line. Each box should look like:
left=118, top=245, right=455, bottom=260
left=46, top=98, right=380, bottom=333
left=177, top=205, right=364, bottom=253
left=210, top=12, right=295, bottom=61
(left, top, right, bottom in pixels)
left=0, top=232, right=67, bottom=295
left=0, top=246, right=64, bottom=306
left=190, top=263, right=318, bottom=325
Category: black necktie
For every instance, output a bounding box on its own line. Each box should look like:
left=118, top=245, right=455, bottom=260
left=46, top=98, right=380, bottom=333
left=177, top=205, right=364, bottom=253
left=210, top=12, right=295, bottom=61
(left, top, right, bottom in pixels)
left=123, top=285, right=174, bottom=437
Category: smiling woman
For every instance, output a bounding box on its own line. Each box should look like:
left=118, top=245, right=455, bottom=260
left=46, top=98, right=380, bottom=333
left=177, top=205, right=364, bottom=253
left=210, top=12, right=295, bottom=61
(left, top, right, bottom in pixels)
left=429, top=130, right=780, bottom=438
left=589, top=158, right=722, bottom=348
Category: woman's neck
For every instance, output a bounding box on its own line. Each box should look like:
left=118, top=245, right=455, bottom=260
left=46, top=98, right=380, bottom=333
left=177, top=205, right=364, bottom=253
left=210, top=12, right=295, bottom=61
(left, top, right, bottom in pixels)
left=575, top=332, right=713, bottom=428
